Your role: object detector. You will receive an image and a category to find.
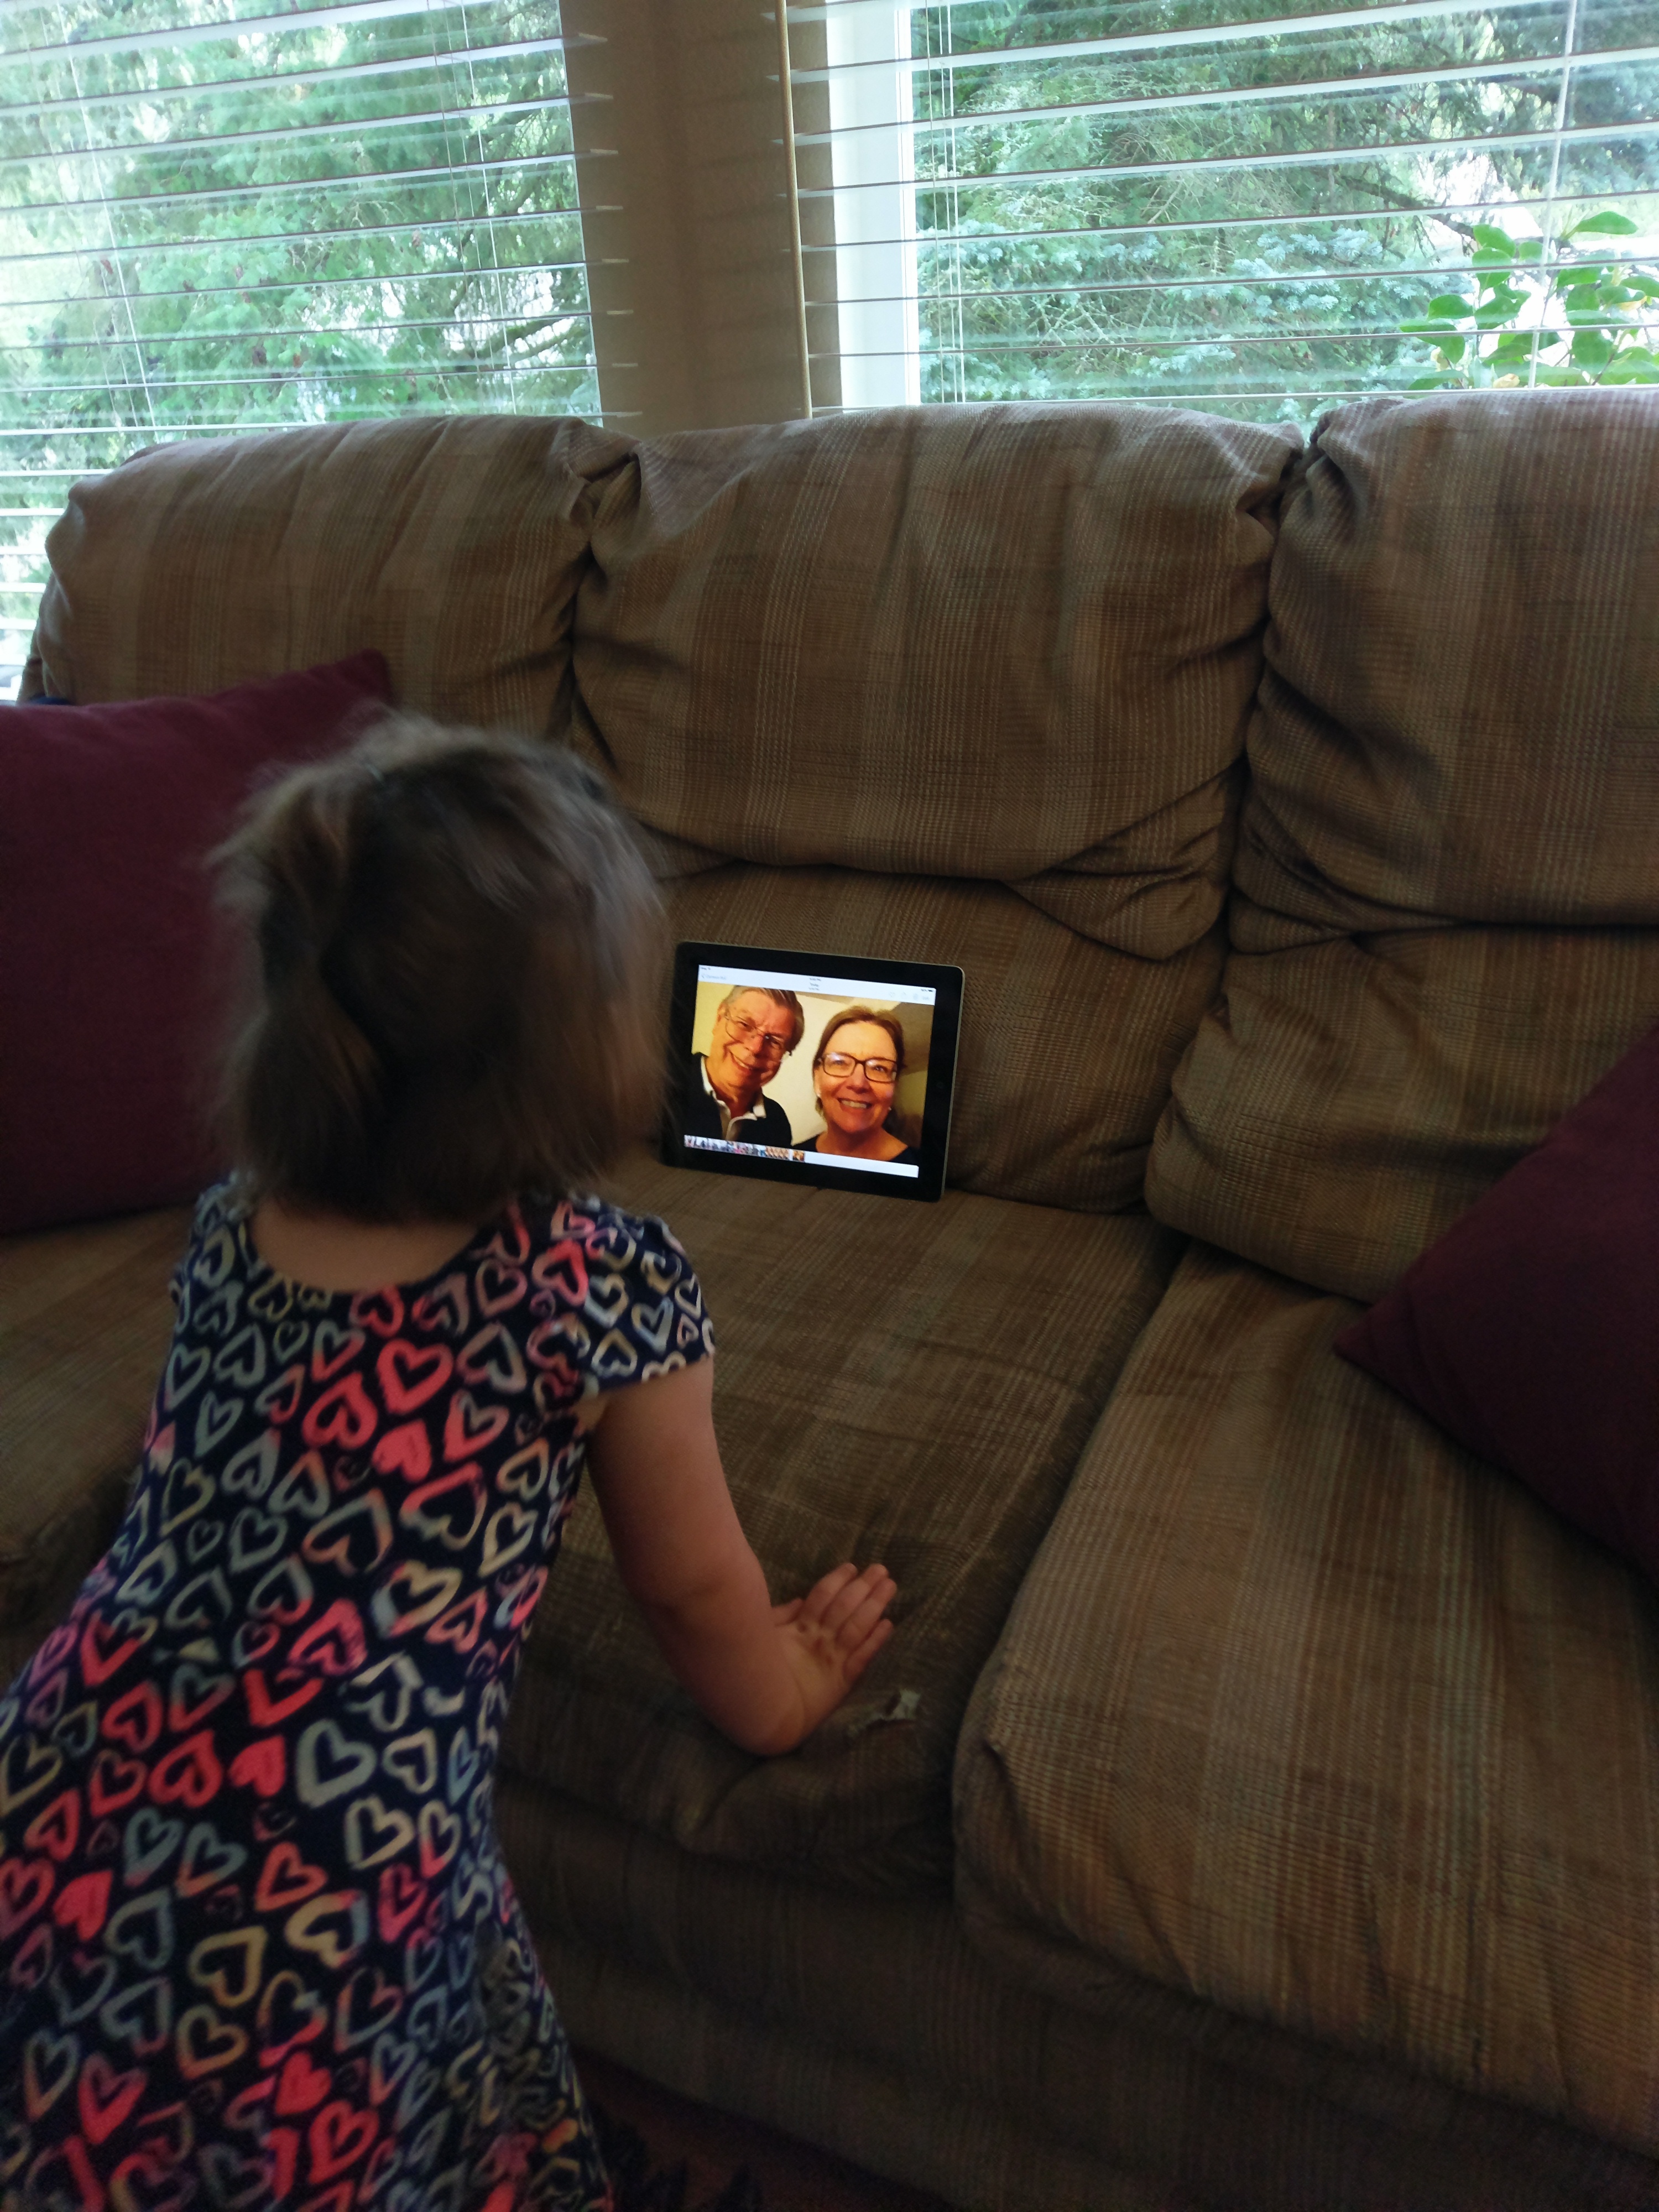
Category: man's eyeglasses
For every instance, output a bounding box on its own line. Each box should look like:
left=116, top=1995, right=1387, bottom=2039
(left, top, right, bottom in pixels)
left=722, top=1010, right=792, bottom=1060
left=820, top=1051, right=899, bottom=1084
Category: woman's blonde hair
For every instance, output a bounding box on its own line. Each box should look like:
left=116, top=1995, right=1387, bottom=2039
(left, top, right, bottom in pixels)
left=215, top=714, right=665, bottom=1222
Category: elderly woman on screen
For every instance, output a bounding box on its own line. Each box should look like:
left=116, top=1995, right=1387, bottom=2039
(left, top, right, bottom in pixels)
left=798, top=1007, right=923, bottom=1167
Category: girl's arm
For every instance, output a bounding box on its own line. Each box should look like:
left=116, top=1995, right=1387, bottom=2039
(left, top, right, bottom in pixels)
left=582, top=1359, right=895, bottom=1756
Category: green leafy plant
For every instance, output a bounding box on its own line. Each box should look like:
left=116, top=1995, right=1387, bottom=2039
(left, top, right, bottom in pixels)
left=1404, top=213, right=1659, bottom=388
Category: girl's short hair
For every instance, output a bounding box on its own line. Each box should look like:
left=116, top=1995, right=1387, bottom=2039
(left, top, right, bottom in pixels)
left=216, top=714, right=666, bottom=1222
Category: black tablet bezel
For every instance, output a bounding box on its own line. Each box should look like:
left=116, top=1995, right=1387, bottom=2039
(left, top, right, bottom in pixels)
left=662, top=941, right=963, bottom=1203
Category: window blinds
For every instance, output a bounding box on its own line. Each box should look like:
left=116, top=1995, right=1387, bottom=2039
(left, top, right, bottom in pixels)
left=784, top=0, right=1659, bottom=418
left=0, top=0, right=600, bottom=695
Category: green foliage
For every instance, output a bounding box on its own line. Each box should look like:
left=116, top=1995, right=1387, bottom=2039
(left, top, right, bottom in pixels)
left=1402, top=213, right=1659, bottom=388
left=900, top=0, right=1658, bottom=422
left=0, top=1, right=594, bottom=434
left=0, top=0, right=596, bottom=681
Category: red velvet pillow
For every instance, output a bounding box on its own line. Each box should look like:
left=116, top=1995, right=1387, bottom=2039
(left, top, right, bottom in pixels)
left=0, top=653, right=393, bottom=1235
left=1335, top=1020, right=1659, bottom=1579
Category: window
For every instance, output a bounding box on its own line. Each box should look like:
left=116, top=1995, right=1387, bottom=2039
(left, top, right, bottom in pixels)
left=6, top=0, right=1655, bottom=695
left=786, top=0, right=1659, bottom=421
left=0, top=0, right=601, bottom=696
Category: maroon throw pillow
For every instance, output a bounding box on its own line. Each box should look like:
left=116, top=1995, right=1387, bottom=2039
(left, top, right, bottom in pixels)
left=0, top=653, right=393, bottom=1236
left=1335, top=1020, right=1659, bottom=1580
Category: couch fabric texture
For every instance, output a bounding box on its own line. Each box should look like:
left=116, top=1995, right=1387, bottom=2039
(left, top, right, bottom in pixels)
left=571, top=406, right=1298, bottom=958
left=0, top=1206, right=191, bottom=1657
left=498, top=1783, right=1659, bottom=2212
left=28, top=414, right=631, bottom=734
left=8, top=389, right=1659, bottom=2212
left=956, top=1242, right=1659, bottom=2157
left=1235, top=389, right=1659, bottom=947
left=1149, top=390, right=1659, bottom=1302
left=1149, top=925, right=1659, bottom=1300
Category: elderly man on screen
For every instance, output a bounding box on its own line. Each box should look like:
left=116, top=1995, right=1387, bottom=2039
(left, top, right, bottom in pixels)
left=683, top=986, right=804, bottom=1147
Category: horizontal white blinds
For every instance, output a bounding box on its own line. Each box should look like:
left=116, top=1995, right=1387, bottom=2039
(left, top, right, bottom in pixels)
left=786, top=0, right=1659, bottom=417
left=0, top=0, right=599, bottom=695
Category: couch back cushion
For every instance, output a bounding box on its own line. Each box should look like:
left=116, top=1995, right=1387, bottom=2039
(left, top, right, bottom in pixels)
left=31, top=415, right=635, bottom=733
left=1236, top=387, right=1659, bottom=950
left=1152, top=927, right=1659, bottom=1301
left=1150, top=391, right=1659, bottom=1297
left=577, top=405, right=1298, bottom=1211
left=576, top=406, right=1298, bottom=956
left=24, top=405, right=1297, bottom=1215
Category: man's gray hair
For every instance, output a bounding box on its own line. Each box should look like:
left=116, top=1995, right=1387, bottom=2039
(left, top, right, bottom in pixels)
left=719, top=984, right=805, bottom=1053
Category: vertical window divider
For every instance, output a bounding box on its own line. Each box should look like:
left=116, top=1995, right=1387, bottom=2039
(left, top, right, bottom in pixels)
left=777, top=0, right=815, bottom=419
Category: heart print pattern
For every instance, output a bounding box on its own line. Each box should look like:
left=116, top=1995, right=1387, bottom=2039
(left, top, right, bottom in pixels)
left=0, top=1182, right=714, bottom=2211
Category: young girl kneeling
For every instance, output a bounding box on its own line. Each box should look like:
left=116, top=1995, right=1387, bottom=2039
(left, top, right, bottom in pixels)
left=0, top=719, right=896, bottom=2212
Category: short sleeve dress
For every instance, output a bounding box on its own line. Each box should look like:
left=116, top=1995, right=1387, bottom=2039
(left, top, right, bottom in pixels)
left=0, top=1182, right=714, bottom=2212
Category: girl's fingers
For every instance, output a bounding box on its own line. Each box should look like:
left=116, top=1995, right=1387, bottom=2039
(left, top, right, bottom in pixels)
left=840, top=1617, right=894, bottom=1683
left=816, top=1562, right=890, bottom=1633
left=805, top=1575, right=898, bottom=1663
left=791, top=1563, right=898, bottom=1694
left=803, top=1562, right=861, bottom=1620
left=835, top=1575, right=896, bottom=1648
left=829, top=1564, right=893, bottom=1624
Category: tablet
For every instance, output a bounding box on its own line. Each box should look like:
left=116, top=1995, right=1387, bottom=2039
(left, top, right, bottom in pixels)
left=663, top=941, right=963, bottom=1203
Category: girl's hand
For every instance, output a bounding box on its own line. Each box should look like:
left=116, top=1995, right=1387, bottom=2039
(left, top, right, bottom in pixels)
left=770, top=1562, right=897, bottom=1739
left=588, top=1360, right=900, bottom=1756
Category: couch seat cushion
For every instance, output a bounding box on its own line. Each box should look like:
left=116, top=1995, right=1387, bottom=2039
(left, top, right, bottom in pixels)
left=501, top=1151, right=1184, bottom=1891
left=957, top=1243, right=1659, bottom=2155
left=0, top=1207, right=189, bottom=1646
left=498, top=1786, right=1659, bottom=2212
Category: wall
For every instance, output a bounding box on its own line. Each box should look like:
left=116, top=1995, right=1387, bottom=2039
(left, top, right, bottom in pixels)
left=563, top=0, right=830, bottom=435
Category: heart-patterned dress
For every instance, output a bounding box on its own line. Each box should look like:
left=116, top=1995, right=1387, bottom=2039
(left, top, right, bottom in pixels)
left=0, top=1181, right=714, bottom=2212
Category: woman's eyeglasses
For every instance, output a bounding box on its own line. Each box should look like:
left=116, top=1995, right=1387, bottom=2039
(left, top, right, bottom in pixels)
left=820, top=1051, right=898, bottom=1084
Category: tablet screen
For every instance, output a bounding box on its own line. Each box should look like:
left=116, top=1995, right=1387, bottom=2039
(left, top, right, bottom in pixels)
left=662, top=942, right=963, bottom=1203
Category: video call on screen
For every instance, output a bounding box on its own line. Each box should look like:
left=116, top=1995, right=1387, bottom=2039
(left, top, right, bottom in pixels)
left=689, top=962, right=939, bottom=1180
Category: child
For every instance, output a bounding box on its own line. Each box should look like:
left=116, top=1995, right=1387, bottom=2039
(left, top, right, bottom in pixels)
left=0, top=718, right=896, bottom=2212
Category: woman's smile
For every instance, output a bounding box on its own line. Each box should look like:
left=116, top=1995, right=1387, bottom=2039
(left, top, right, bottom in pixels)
left=813, top=1019, right=905, bottom=1155
left=822, top=1071, right=884, bottom=1133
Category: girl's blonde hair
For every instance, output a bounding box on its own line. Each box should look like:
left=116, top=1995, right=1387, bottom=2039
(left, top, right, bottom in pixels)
left=215, top=715, right=665, bottom=1222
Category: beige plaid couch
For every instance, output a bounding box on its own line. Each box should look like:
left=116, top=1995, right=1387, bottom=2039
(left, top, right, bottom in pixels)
left=7, top=391, right=1658, bottom=2210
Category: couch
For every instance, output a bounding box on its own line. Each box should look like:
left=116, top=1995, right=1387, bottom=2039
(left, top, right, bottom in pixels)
left=5, top=389, right=1658, bottom=2211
